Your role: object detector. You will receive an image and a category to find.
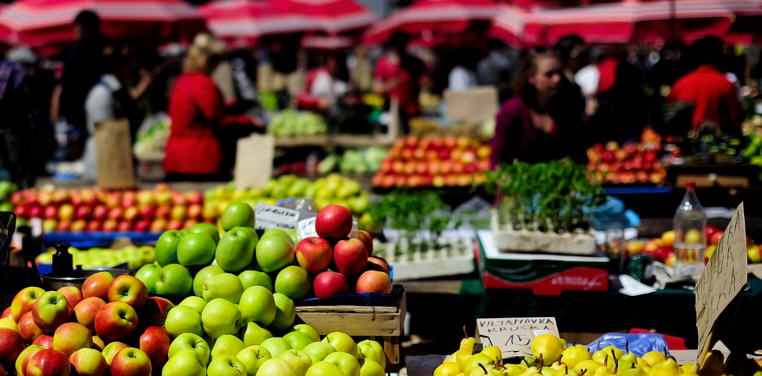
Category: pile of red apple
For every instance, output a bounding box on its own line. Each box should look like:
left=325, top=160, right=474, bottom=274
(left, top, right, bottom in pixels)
left=11, top=183, right=209, bottom=233
left=626, top=225, right=734, bottom=265
left=586, top=141, right=666, bottom=185
left=372, top=136, right=490, bottom=188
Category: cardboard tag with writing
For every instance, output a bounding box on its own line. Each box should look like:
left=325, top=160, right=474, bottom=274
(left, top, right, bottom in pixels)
left=444, top=86, right=498, bottom=123
left=695, top=203, right=747, bottom=363
left=255, top=203, right=299, bottom=231
left=234, top=135, right=274, bottom=190
left=476, top=317, right=559, bottom=358
left=94, top=119, right=135, bottom=189
left=297, top=217, right=318, bottom=241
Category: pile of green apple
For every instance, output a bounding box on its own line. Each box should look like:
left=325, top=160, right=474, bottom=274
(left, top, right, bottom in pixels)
left=203, top=174, right=373, bottom=227
left=0, top=179, right=16, bottom=213
left=267, top=110, right=327, bottom=137
left=36, top=245, right=156, bottom=271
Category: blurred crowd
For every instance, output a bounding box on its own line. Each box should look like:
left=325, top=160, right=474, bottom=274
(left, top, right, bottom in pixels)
left=0, top=10, right=760, bottom=186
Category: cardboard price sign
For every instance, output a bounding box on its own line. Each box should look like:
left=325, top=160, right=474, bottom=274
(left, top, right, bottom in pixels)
left=254, top=203, right=299, bottom=231
left=234, top=135, right=274, bottom=190
left=695, top=203, right=747, bottom=363
left=297, top=217, right=318, bottom=240
left=476, top=317, right=559, bottom=358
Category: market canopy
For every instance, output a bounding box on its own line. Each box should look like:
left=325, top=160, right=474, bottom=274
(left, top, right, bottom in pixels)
left=0, top=0, right=205, bottom=50
left=200, top=0, right=375, bottom=47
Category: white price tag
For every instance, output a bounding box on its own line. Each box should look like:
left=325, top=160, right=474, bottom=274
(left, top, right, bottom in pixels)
left=297, top=217, right=318, bottom=240
left=255, top=203, right=299, bottom=231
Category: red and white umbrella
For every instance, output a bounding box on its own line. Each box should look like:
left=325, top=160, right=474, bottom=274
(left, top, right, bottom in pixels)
left=363, top=0, right=499, bottom=45
left=0, top=0, right=205, bottom=48
left=201, top=0, right=374, bottom=47
left=490, top=4, right=536, bottom=45
left=526, top=0, right=762, bottom=44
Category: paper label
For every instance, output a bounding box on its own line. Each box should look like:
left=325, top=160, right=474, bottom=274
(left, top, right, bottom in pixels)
left=695, top=203, right=747, bottom=363
left=476, top=317, right=559, bottom=358
left=255, top=203, right=299, bottom=231
left=297, top=217, right=318, bottom=240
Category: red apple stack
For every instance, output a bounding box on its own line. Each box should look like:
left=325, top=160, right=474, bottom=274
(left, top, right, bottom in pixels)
left=586, top=140, right=666, bottom=185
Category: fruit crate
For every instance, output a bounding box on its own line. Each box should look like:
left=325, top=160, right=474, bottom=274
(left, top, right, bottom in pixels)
left=295, top=285, right=406, bottom=364
left=490, top=212, right=597, bottom=255
left=372, top=236, right=475, bottom=281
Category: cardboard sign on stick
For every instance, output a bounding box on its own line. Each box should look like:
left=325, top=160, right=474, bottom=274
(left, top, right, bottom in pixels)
left=695, top=203, right=747, bottom=363
left=444, top=86, right=498, bottom=123
left=94, top=118, right=136, bottom=189
left=476, top=317, right=559, bottom=358
left=234, top=134, right=274, bottom=190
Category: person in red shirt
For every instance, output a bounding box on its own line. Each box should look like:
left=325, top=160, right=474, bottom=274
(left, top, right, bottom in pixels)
left=163, top=34, right=230, bottom=180
left=668, top=36, right=743, bottom=131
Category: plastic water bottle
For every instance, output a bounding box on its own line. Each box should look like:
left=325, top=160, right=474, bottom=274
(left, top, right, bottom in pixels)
left=673, top=181, right=707, bottom=279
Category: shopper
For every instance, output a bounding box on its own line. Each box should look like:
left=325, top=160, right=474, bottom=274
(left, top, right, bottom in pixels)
left=163, top=33, right=229, bottom=180
left=490, top=50, right=585, bottom=166
left=299, top=53, right=349, bottom=110
left=668, top=36, right=744, bottom=131
left=0, top=49, right=34, bottom=188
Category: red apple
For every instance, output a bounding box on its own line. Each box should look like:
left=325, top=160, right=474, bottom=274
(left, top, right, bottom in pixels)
left=102, top=219, right=117, bottom=232
left=137, top=297, right=174, bottom=328
left=53, top=323, right=92, bottom=356
left=121, top=194, right=137, bottom=209
left=117, top=221, right=132, bottom=233
left=25, top=348, right=71, bottom=376
left=31, top=291, right=71, bottom=333
left=356, top=230, right=373, bottom=257
left=82, top=272, right=114, bottom=300
left=123, top=207, right=138, bottom=222
left=11, top=286, right=45, bottom=321
left=57, top=286, right=83, bottom=310
left=185, top=192, right=203, bottom=205
left=108, top=208, right=123, bottom=221
left=315, top=205, right=353, bottom=239
left=28, top=205, right=42, bottom=218
left=711, top=231, right=724, bottom=245
left=155, top=205, right=171, bottom=220
left=75, top=206, right=92, bottom=220
left=107, top=275, right=147, bottom=307
left=92, top=205, right=108, bottom=221
left=43, top=205, right=58, bottom=220
left=356, top=270, right=392, bottom=294
left=182, top=219, right=198, bottom=229
left=166, top=220, right=183, bottom=231
left=0, top=308, right=9, bottom=319
left=110, top=347, right=151, bottom=376
left=133, top=220, right=150, bottom=233
left=295, top=237, right=333, bottom=274
left=0, top=328, right=24, bottom=366
left=187, top=204, right=202, bottom=219
left=366, top=256, right=391, bottom=274
left=18, top=312, right=42, bottom=342
left=333, top=238, right=368, bottom=276
left=74, top=297, right=107, bottom=329
left=33, top=334, right=54, bottom=348
left=139, top=326, right=170, bottom=369
left=70, top=219, right=87, bottom=232
left=69, top=348, right=108, bottom=376
left=86, top=221, right=102, bottom=232
left=137, top=205, right=155, bottom=220
left=313, top=271, right=348, bottom=299
left=94, top=302, right=138, bottom=343
left=149, top=219, right=167, bottom=233
left=102, top=342, right=128, bottom=365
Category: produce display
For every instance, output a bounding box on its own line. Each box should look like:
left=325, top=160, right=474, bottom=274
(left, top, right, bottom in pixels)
left=267, top=110, right=328, bottom=137
left=372, top=136, right=490, bottom=188
left=11, top=184, right=207, bottom=233
left=586, top=141, right=666, bottom=185
left=432, top=331, right=748, bottom=376
left=36, top=245, right=156, bottom=270
left=0, top=180, right=17, bottom=213
left=318, top=147, right=389, bottom=175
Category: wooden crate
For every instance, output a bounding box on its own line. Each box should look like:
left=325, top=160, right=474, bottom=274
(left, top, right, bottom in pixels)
left=294, top=291, right=406, bottom=364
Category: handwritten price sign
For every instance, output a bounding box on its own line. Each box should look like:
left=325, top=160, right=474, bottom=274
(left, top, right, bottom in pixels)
left=255, top=203, right=299, bottom=231
left=695, top=203, right=747, bottom=363
left=476, top=317, right=559, bottom=358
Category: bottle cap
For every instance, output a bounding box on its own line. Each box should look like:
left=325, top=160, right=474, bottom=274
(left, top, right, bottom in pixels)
left=685, top=180, right=696, bottom=189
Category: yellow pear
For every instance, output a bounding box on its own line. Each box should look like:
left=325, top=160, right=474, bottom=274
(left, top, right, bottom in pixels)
left=521, top=366, right=544, bottom=376
left=505, top=364, right=529, bottom=376
left=457, top=327, right=478, bottom=370
left=435, top=362, right=463, bottom=376
left=532, top=334, right=566, bottom=366
left=543, top=367, right=562, bottom=376
left=562, top=346, right=593, bottom=368
left=680, top=363, right=697, bottom=375
left=481, top=346, right=503, bottom=367
left=593, top=347, right=624, bottom=365
left=619, top=363, right=647, bottom=376
left=641, top=352, right=667, bottom=368
left=444, top=352, right=458, bottom=364
left=575, top=360, right=604, bottom=375
left=463, top=353, right=496, bottom=376
left=468, top=364, right=502, bottom=376
left=651, top=358, right=680, bottom=376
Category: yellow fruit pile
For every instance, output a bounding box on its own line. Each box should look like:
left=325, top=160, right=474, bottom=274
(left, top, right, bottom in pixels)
left=434, top=333, right=761, bottom=376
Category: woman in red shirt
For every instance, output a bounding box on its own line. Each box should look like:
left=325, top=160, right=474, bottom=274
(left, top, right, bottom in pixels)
left=164, top=33, right=228, bottom=180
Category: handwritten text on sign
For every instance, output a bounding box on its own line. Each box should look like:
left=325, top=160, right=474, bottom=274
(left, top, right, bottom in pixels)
left=476, top=317, right=559, bottom=358
left=255, top=203, right=299, bottom=231
left=297, top=217, right=318, bottom=240
left=695, top=203, right=747, bottom=363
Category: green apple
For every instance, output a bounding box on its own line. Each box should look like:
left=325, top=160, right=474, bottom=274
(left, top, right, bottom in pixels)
left=356, top=340, right=385, bottom=368
left=284, top=331, right=314, bottom=350
left=302, top=342, right=335, bottom=363
left=238, top=270, right=273, bottom=291
left=202, top=298, right=242, bottom=339
left=237, top=345, right=271, bottom=376
left=212, top=334, right=246, bottom=360
left=293, top=324, right=320, bottom=343
left=322, top=333, right=357, bottom=357
left=155, top=230, right=182, bottom=266
left=203, top=272, right=244, bottom=303
left=208, top=354, right=247, bottom=376
left=255, top=358, right=297, bottom=376
left=135, top=263, right=161, bottom=293
left=359, top=358, right=384, bottom=376
left=168, top=333, right=211, bottom=366
left=178, top=232, right=217, bottom=266
left=162, top=349, right=206, bottom=376
left=271, top=293, right=296, bottom=331
left=280, top=349, right=313, bottom=376
left=165, top=305, right=204, bottom=337
left=194, top=265, right=224, bottom=297
left=221, top=202, right=255, bottom=231
left=179, top=296, right=208, bottom=314
left=255, top=231, right=295, bottom=272
left=216, top=227, right=257, bottom=272
left=188, top=222, right=221, bottom=245
left=239, top=286, right=276, bottom=326
left=324, top=352, right=360, bottom=376
left=156, top=263, right=193, bottom=296
left=306, top=361, right=346, bottom=376
left=260, top=337, right=291, bottom=358
left=242, top=322, right=273, bottom=346
left=274, top=266, right=311, bottom=300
